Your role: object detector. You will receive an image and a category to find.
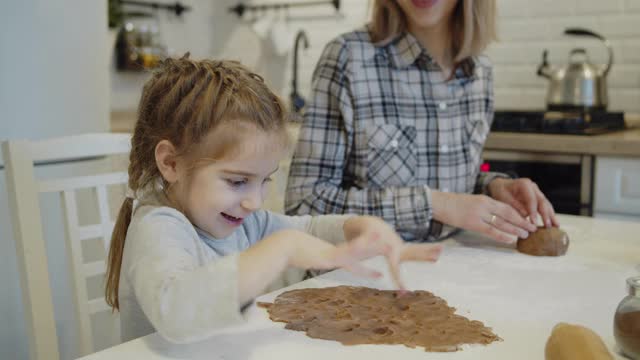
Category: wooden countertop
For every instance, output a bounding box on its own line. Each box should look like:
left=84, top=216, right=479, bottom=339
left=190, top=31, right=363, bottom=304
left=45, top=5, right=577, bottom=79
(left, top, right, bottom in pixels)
left=485, top=113, right=640, bottom=157
left=485, top=128, right=640, bottom=157
left=112, top=111, right=640, bottom=157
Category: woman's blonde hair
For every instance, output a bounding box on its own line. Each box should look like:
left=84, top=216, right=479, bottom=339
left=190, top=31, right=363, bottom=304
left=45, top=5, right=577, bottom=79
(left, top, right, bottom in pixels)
left=369, top=0, right=497, bottom=64
left=105, top=55, right=289, bottom=310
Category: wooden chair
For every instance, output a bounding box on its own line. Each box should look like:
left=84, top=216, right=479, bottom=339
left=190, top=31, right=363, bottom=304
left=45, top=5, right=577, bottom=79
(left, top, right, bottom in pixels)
left=2, top=133, right=131, bottom=360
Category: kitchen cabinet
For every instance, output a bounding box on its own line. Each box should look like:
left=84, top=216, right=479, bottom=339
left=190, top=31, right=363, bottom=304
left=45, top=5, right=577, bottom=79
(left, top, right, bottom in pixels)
left=483, top=125, right=640, bottom=219
left=482, top=150, right=594, bottom=216
left=594, top=156, right=640, bottom=221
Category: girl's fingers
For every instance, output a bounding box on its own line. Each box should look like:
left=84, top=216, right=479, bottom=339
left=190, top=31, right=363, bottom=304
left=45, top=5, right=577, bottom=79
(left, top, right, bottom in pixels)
left=330, top=232, right=391, bottom=268
left=387, top=261, right=406, bottom=291
left=339, top=228, right=443, bottom=291
left=400, top=244, right=443, bottom=262
left=344, top=263, right=382, bottom=278
left=386, top=246, right=406, bottom=291
left=328, top=242, right=362, bottom=268
left=347, top=233, right=387, bottom=260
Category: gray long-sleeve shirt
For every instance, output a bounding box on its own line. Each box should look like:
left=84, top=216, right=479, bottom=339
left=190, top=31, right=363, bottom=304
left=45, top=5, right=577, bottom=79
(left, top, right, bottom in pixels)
left=119, top=201, right=350, bottom=344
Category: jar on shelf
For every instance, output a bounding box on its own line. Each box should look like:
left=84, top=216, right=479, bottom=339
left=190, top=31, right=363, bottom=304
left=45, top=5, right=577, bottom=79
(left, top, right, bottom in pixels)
left=115, top=11, right=166, bottom=71
left=614, top=276, right=640, bottom=359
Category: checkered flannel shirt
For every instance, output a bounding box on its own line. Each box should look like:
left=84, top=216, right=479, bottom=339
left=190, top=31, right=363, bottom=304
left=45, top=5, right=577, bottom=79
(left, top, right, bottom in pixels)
left=284, top=28, right=507, bottom=241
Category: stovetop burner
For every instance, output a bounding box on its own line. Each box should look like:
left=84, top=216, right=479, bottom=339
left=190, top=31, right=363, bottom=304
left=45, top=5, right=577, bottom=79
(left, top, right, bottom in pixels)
left=492, top=110, right=625, bottom=135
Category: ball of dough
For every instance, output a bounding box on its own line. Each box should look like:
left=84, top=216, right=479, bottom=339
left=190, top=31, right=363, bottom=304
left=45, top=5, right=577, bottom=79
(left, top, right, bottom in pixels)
left=545, top=322, right=613, bottom=360
left=517, top=227, right=569, bottom=256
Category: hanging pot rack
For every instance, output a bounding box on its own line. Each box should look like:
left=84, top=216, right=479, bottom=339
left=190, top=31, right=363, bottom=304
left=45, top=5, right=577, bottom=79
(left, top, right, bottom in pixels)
left=229, top=0, right=340, bottom=18
left=117, top=0, right=191, bottom=16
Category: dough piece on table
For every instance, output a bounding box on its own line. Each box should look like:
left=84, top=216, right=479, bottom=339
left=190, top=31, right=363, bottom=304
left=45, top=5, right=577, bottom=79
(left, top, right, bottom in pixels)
left=545, top=322, right=613, bottom=360
left=517, top=227, right=569, bottom=256
left=258, top=285, right=501, bottom=352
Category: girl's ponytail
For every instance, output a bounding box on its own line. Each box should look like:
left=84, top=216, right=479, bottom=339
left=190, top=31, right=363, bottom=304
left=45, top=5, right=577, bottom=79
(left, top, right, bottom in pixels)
left=105, top=197, right=134, bottom=310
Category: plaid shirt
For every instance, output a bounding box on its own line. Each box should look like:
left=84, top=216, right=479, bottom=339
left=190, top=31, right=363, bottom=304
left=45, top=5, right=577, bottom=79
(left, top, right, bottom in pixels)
left=285, top=28, right=506, bottom=241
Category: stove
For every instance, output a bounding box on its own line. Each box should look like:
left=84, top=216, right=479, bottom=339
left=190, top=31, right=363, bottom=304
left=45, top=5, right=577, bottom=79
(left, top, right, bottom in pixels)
left=491, top=110, right=625, bottom=135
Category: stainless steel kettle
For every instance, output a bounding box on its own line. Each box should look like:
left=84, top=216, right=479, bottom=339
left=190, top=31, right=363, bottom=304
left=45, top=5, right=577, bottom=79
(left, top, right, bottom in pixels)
left=537, top=28, right=613, bottom=111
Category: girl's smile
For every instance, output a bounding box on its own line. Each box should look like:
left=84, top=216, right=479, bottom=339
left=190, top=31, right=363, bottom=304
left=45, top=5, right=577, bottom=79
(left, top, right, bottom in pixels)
left=221, top=212, right=244, bottom=226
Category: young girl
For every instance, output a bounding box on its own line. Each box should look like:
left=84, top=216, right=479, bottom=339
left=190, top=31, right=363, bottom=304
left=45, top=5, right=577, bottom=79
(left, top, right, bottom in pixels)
left=104, top=55, right=442, bottom=344
left=285, top=0, right=556, bottom=243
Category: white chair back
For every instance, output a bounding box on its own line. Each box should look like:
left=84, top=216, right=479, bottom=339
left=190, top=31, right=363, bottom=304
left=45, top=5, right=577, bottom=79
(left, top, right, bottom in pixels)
left=2, top=133, right=131, bottom=360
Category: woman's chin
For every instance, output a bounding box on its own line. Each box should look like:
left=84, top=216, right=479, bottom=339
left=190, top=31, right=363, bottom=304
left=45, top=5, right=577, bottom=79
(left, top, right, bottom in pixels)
left=410, top=16, right=442, bottom=31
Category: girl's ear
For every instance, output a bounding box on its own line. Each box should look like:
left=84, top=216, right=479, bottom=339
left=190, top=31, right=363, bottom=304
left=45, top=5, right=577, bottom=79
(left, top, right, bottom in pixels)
left=155, top=140, right=180, bottom=184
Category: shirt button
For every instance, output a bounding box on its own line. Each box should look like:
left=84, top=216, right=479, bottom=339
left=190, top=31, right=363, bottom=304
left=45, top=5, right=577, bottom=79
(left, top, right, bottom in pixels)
left=438, top=102, right=447, bottom=110
left=390, top=139, right=399, bottom=148
left=440, top=144, right=449, bottom=152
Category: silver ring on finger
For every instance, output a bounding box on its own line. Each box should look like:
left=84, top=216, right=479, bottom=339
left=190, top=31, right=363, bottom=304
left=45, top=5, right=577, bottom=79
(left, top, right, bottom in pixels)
left=490, top=214, right=497, bottom=226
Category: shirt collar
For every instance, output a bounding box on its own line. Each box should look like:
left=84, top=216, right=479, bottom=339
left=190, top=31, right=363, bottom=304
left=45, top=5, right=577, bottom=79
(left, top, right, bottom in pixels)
left=386, top=31, right=477, bottom=82
left=388, top=31, right=427, bottom=69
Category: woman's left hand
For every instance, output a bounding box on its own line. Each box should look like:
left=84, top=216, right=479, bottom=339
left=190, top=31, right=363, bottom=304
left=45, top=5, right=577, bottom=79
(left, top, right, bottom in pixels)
left=341, top=216, right=443, bottom=291
left=488, top=177, right=559, bottom=228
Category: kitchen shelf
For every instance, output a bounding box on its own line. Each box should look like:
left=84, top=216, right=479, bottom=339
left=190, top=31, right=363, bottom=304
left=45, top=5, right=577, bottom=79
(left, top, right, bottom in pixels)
left=229, top=0, right=340, bottom=18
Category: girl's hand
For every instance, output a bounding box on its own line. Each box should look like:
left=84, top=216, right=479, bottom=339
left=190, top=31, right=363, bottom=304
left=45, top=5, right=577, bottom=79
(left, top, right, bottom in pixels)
left=342, top=216, right=443, bottom=291
left=488, top=177, right=559, bottom=228
left=432, top=191, right=538, bottom=244
left=239, top=226, right=439, bottom=303
left=282, top=229, right=356, bottom=271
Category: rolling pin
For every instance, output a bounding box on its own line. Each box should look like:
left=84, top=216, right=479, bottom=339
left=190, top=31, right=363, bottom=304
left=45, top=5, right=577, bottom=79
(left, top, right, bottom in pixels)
left=545, top=323, right=614, bottom=360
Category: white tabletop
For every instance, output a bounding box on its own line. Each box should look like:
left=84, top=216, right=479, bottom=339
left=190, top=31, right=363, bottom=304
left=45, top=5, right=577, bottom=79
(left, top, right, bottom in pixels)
left=79, top=215, right=639, bottom=360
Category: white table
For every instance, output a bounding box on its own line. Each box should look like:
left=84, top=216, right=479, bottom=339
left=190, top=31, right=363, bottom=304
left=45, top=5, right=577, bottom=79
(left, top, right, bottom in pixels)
left=80, top=215, right=639, bottom=359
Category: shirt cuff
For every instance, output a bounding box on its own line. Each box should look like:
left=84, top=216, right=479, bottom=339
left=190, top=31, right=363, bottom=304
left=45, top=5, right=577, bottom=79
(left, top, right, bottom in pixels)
left=424, top=185, right=434, bottom=224
left=391, top=186, right=432, bottom=230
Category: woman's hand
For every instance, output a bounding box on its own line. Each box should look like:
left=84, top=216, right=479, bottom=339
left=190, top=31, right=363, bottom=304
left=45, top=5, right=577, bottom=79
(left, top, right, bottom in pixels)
left=488, top=177, right=559, bottom=228
left=432, top=191, right=538, bottom=244
left=342, top=216, right=443, bottom=291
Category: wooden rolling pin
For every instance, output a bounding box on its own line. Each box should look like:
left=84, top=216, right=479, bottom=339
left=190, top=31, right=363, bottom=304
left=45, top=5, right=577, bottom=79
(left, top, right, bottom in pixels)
left=545, top=323, right=614, bottom=360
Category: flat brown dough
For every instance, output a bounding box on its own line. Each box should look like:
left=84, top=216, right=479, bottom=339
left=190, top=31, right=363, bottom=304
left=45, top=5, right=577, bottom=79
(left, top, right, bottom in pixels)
left=517, top=227, right=569, bottom=256
left=258, top=286, right=501, bottom=352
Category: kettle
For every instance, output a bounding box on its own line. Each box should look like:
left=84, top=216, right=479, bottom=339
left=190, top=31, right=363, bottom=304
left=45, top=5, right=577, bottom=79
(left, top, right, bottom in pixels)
left=537, top=28, right=613, bottom=111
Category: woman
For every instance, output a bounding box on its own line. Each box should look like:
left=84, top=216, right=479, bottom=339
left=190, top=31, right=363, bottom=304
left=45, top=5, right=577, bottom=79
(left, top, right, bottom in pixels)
left=285, top=0, right=558, bottom=243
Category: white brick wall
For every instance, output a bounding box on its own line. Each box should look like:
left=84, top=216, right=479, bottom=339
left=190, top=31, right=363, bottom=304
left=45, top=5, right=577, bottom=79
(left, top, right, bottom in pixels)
left=110, top=0, right=640, bottom=113
left=227, top=0, right=371, bottom=107
left=487, top=0, right=640, bottom=111
left=268, top=0, right=640, bottom=112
